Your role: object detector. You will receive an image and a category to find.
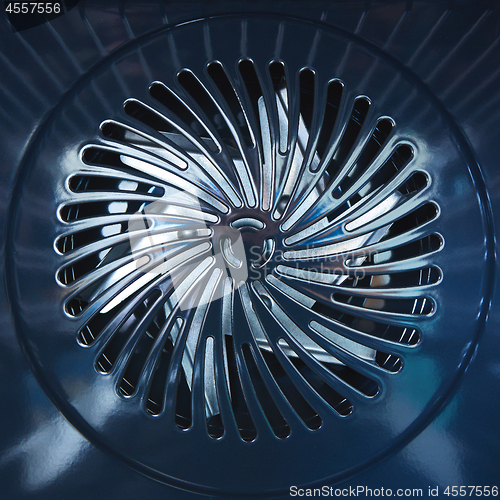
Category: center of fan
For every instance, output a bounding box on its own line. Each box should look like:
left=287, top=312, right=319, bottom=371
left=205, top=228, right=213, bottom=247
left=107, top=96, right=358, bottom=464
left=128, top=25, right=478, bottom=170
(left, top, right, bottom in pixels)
left=221, top=216, right=276, bottom=271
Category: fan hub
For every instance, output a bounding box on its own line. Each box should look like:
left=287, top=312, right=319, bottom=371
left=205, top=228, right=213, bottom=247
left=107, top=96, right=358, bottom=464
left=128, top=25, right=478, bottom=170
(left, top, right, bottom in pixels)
left=215, top=213, right=280, bottom=272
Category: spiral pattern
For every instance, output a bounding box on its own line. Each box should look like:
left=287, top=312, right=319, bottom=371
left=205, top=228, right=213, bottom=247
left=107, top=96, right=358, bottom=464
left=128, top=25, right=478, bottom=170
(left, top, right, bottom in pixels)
left=56, top=59, right=442, bottom=440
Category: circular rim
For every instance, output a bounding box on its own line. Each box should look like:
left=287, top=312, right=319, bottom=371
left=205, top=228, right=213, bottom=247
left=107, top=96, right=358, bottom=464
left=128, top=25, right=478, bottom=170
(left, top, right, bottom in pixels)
left=5, top=13, right=495, bottom=497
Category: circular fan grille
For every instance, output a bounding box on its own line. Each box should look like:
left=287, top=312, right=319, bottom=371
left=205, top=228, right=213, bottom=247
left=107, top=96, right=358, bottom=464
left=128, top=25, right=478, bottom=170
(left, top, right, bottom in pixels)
left=56, top=58, right=440, bottom=439
left=9, top=15, right=488, bottom=494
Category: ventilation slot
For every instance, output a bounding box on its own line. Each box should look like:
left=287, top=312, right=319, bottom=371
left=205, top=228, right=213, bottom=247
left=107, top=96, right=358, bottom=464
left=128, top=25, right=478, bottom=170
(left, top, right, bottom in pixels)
left=332, top=292, right=434, bottom=316
left=100, top=121, right=187, bottom=170
left=65, top=297, right=88, bottom=317
left=118, top=290, right=164, bottom=397
left=59, top=251, right=107, bottom=287
left=145, top=319, right=183, bottom=416
left=358, top=232, right=443, bottom=267
left=375, top=352, right=402, bottom=373
left=269, top=60, right=288, bottom=153
left=278, top=338, right=353, bottom=416
left=325, top=97, right=370, bottom=183
left=333, top=118, right=394, bottom=199
left=242, top=344, right=290, bottom=439
left=225, top=336, right=257, bottom=442
left=82, top=146, right=135, bottom=173
left=270, top=67, right=318, bottom=218
left=60, top=202, right=119, bottom=223
left=326, top=362, right=379, bottom=397
left=316, top=79, right=344, bottom=161
left=238, top=59, right=266, bottom=155
left=177, top=69, right=237, bottom=152
left=175, top=360, right=193, bottom=430
left=384, top=202, right=438, bottom=240
left=298, top=68, right=315, bottom=133
left=149, top=81, right=219, bottom=153
left=95, top=289, right=161, bottom=374
left=123, top=99, right=174, bottom=135
left=207, top=61, right=253, bottom=148
left=59, top=199, right=153, bottom=224
left=398, top=170, right=428, bottom=195
left=57, top=222, right=131, bottom=253
left=204, top=337, right=224, bottom=439
left=77, top=304, right=121, bottom=346
left=260, top=348, right=322, bottom=430
left=67, top=174, right=165, bottom=197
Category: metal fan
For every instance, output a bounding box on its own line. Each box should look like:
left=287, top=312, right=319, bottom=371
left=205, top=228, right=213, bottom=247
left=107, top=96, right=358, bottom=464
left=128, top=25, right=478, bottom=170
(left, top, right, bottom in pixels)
left=1, top=2, right=499, bottom=498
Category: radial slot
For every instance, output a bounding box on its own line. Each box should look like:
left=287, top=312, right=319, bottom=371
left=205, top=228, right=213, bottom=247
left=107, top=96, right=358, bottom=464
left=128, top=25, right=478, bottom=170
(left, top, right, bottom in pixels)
left=257, top=348, right=322, bottom=430
left=145, top=318, right=183, bottom=415
left=177, top=69, right=238, bottom=151
left=346, top=230, right=442, bottom=270
left=241, top=344, right=291, bottom=438
left=67, top=174, right=165, bottom=197
left=95, top=288, right=163, bottom=374
left=269, top=60, right=288, bottom=154
left=273, top=68, right=317, bottom=219
left=331, top=118, right=394, bottom=198
left=100, top=121, right=188, bottom=170
left=118, top=290, right=166, bottom=396
left=315, top=80, right=344, bottom=162
left=57, top=221, right=130, bottom=253
left=332, top=291, right=434, bottom=316
left=178, top=68, right=257, bottom=208
left=328, top=97, right=370, bottom=179
left=238, top=58, right=271, bottom=210
left=207, top=61, right=253, bottom=148
left=149, top=81, right=219, bottom=153
left=239, top=59, right=266, bottom=152
left=267, top=61, right=289, bottom=213
left=225, top=336, right=258, bottom=442
left=203, top=336, right=222, bottom=436
left=277, top=338, right=353, bottom=416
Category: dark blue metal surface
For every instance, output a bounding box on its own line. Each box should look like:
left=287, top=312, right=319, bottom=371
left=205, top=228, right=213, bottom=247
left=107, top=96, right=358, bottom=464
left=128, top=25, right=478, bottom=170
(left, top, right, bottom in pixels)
left=0, top=1, right=499, bottom=499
